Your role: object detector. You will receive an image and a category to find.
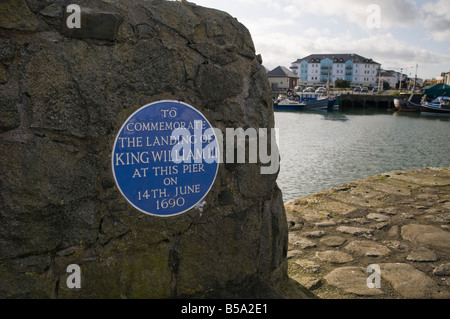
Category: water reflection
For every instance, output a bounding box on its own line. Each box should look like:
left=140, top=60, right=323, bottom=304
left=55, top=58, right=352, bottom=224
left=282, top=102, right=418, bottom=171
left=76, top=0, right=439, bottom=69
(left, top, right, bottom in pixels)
left=321, top=110, right=348, bottom=122
left=393, top=110, right=450, bottom=122
left=275, top=109, right=349, bottom=121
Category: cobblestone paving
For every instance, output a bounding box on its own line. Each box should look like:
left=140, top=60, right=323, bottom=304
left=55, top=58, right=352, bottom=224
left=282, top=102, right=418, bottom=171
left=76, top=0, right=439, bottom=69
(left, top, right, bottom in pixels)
left=286, top=167, right=450, bottom=299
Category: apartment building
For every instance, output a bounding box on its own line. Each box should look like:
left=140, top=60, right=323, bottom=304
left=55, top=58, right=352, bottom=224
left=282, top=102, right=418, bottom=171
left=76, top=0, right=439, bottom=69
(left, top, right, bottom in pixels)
left=290, top=53, right=381, bottom=87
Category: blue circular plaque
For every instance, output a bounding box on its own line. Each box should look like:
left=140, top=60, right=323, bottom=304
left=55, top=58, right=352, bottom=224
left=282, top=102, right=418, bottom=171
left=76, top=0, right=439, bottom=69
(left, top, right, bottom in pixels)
left=112, top=100, right=219, bottom=217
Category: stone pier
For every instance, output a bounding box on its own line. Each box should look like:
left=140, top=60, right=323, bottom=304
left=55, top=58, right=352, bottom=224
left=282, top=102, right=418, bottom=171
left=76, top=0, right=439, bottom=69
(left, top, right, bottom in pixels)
left=286, top=167, right=450, bottom=299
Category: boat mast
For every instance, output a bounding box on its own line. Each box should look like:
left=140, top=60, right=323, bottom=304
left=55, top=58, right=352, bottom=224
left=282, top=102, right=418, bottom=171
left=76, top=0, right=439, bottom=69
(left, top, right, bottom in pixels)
left=327, top=66, right=330, bottom=96
left=413, top=64, right=418, bottom=92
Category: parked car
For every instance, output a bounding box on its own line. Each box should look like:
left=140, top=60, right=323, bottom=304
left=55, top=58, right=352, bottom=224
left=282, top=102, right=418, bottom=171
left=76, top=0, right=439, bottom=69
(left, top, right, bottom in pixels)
left=372, top=87, right=379, bottom=93
left=354, top=86, right=362, bottom=92
left=304, top=87, right=315, bottom=92
left=361, top=87, right=369, bottom=93
left=315, top=87, right=327, bottom=94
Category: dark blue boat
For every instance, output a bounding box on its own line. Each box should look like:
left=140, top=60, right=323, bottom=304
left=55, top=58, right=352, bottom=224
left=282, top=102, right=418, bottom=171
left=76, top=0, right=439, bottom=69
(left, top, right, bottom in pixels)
left=421, top=96, right=450, bottom=115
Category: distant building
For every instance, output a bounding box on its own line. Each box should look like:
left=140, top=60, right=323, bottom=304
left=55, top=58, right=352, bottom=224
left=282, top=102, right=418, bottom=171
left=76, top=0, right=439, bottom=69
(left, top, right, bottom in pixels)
left=267, top=66, right=298, bottom=94
left=414, top=77, right=424, bottom=88
left=378, top=70, right=399, bottom=89
left=436, top=74, right=445, bottom=84
left=443, top=70, right=450, bottom=85
left=290, top=53, right=381, bottom=88
left=379, top=70, right=423, bottom=90
left=423, top=79, right=435, bottom=87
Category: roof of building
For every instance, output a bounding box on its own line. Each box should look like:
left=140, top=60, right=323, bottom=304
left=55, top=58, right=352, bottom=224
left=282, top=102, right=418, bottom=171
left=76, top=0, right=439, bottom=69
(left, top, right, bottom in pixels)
left=267, top=66, right=298, bottom=78
left=379, top=71, right=395, bottom=77
left=380, top=70, right=400, bottom=77
left=292, top=53, right=380, bottom=65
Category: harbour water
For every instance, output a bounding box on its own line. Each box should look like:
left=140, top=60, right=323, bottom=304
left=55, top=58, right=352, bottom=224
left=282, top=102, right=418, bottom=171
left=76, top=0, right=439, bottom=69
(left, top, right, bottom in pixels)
left=275, top=109, right=450, bottom=203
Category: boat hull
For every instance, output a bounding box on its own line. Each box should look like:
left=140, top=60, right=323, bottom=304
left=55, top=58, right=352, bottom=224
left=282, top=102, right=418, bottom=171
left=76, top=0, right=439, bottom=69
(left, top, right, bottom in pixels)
left=394, top=98, right=420, bottom=112
left=274, top=94, right=337, bottom=111
left=328, top=96, right=340, bottom=109
left=420, top=97, right=450, bottom=114
left=274, top=101, right=305, bottom=111
left=420, top=104, right=450, bottom=114
left=303, top=98, right=329, bottom=110
left=274, top=105, right=303, bottom=111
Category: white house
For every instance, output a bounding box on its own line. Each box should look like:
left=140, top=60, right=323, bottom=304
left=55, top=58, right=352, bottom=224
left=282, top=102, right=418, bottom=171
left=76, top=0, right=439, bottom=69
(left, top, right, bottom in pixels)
left=379, top=70, right=401, bottom=89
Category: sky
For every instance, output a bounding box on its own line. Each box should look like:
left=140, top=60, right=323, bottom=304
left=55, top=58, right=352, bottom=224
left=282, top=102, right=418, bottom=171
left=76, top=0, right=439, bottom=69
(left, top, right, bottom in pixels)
left=190, top=0, right=450, bottom=80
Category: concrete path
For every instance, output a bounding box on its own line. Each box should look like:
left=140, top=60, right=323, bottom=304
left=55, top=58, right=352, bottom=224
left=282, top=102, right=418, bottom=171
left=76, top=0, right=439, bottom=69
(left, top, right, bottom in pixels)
left=286, top=167, right=450, bottom=299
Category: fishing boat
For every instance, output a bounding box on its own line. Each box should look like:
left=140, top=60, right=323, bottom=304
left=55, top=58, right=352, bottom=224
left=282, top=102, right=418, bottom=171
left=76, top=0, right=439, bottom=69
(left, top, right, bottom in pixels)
left=394, top=98, right=421, bottom=112
left=302, top=97, right=329, bottom=110
left=421, top=96, right=450, bottom=115
left=274, top=96, right=305, bottom=110
left=286, top=89, right=330, bottom=110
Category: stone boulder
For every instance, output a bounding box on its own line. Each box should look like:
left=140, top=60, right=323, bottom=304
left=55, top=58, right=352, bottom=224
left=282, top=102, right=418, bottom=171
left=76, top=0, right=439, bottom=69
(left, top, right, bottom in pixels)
left=0, top=0, right=288, bottom=298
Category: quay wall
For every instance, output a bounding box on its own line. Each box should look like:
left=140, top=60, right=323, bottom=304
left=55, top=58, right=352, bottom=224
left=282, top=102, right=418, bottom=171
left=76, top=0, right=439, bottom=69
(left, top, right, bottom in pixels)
left=339, top=93, right=397, bottom=109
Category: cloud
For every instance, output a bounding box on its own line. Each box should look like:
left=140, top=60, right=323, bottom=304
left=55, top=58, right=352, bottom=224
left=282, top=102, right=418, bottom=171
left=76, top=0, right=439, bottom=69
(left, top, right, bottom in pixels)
left=245, top=17, right=298, bottom=30
left=422, top=0, right=450, bottom=41
left=191, top=0, right=449, bottom=78
left=280, top=0, right=420, bottom=29
left=376, top=0, right=421, bottom=28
